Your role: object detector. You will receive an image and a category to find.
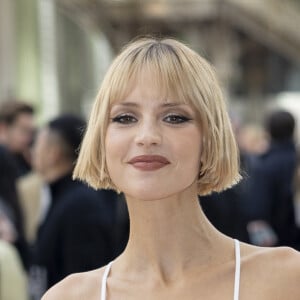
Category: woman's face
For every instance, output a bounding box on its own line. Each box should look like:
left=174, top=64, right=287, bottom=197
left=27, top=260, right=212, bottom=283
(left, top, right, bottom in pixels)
left=105, top=78, right=202, bottom=200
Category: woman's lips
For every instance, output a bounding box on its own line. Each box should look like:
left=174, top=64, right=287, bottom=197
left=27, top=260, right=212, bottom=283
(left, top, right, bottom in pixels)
left=128, top=155, right=170, bottom=171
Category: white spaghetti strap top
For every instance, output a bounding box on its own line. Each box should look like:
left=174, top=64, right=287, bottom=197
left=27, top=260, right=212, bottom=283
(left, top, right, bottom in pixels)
left=101, top=239, right=241, bottom=300
left=101, top=261, right=113, bottom=300
left=233, top=239, right=241, bottom=300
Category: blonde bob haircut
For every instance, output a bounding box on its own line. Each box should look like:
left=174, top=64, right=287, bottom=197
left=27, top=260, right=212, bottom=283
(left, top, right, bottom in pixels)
left=73, top=37, right=241, bottom=196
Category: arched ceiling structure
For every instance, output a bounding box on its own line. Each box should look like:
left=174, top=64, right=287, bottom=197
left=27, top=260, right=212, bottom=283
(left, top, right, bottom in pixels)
left=56, top=0, right=300, bottom=63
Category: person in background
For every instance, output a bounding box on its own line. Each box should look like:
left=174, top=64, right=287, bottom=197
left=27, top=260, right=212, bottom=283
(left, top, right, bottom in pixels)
left=31, top=114, right=119, bottom=297
left=245, top=110, right=300, bottom=249
left=0, top=99, right=40, bottom=253
left=0, top=144, right=29, bottom=269
left=0, top=99, right=35, bottom=177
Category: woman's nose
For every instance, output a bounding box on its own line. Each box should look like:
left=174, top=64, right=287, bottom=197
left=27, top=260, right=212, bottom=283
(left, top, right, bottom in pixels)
left=134, top=120, right=162, bottom=147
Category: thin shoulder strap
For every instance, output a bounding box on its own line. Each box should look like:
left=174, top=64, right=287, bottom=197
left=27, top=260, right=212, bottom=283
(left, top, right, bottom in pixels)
left=233, top=239, right=241, bottom=300
left=101, top=261, right=113, bottom=300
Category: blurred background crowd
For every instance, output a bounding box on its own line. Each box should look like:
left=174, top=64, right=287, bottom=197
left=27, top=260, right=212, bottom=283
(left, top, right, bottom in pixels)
left=1, top=0, right=300, bottom=299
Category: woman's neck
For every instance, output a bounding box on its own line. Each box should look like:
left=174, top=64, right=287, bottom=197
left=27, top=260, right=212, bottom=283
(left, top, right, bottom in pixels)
left=117, top=188, right=231, bottom=283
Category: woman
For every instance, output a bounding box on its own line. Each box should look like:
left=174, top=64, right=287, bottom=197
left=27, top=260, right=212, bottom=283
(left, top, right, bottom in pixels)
left=42, top=37, right=300, bottom=300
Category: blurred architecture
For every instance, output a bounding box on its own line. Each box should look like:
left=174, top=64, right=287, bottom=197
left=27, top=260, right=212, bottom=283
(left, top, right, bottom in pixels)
left=0, top=0, right=113, bottom=121
left=1, top=0, right=300, bottom=122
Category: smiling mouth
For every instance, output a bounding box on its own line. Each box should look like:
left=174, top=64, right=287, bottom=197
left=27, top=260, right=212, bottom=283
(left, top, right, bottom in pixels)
left=128, top=155, right=170, bottom=171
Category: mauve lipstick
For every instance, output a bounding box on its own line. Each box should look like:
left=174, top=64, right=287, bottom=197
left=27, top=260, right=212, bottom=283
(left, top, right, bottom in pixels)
left=128, top=155, right=170, bottom=171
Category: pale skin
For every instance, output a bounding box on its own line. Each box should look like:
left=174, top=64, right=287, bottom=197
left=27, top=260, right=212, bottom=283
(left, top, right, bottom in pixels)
left=42, top=77, right=300, bottom=300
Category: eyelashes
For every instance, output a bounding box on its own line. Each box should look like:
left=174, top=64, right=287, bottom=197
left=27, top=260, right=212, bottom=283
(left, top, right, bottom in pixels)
left=111, top=114, right=137, bottom=124
left=111, top=113, right=192, bottom=125
left=163, top=115, right=192, bottom=124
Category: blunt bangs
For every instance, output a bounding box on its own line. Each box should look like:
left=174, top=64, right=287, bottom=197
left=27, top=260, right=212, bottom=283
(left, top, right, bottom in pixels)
left=107, top=40, right=194, bottom=108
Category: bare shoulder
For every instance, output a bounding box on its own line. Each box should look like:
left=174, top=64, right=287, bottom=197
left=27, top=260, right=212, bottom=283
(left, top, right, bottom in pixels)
left=42, top=267, right=106, bottom=300
left=241, top=243, right=300, bottom=299
left=268, top=247, right=300, bottom=289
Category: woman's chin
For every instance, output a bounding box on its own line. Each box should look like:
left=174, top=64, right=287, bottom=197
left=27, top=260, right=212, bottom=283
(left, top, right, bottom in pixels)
left=122, top=186, right=175, bottom=201
left=114, top=177, right=198, bottom=201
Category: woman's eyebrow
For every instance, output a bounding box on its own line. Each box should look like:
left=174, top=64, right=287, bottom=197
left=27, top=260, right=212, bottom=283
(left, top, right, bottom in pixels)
left=113, top=102, right=139, bottom=107
left=112, top=102, right=187, bottom=108
left=161, top=103, right=185, bottom=107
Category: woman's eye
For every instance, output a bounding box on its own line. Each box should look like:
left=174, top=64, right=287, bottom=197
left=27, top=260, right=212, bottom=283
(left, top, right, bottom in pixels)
left=164, top=115, right=191, bottom=124
left=111, top=114, right=137, bottom=124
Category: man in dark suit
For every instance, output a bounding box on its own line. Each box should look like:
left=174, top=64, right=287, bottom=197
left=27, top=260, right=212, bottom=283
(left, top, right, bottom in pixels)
left=31, top=115, right=122, bottom=295
left=245, top=110, right=299, bottom=249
